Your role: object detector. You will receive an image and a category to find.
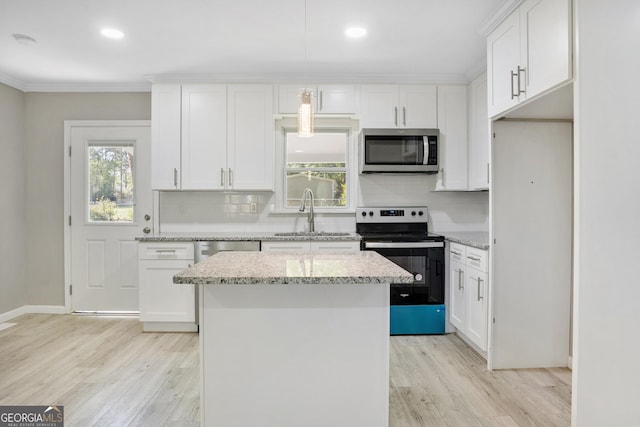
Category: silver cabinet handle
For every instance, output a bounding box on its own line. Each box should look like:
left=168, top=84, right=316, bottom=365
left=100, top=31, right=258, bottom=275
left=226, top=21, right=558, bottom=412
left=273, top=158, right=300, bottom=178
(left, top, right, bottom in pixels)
left=220, top=168, right=225, bottom=187
left=394, top=107, right=398, bottom=126
left=486, top=163, right=490, bottom=185
left=450, top=250, right=462, bottom=256
left=173, top=168, right=178, bottom=187
left=457, top=269, right=464, bottom=290
left=228, top=168, right=233, bottom=187
left=467, top=255, right=481, bottom=262
left=517, top=66, right=526, bottom=95
left=319, top=90, right=323, bottom=111
left=441, top=168, right=446, bottom=186
left=477, top=277, right=484, bottom=301
left=403, top=106, right=406, bottom=127
left=156, top=249, right=176, bottom=253
left=510, top=69, right=518, bottom=99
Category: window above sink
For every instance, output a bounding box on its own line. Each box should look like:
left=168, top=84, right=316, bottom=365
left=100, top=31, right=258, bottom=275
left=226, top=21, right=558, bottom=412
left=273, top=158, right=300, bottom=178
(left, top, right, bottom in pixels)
left=273, top=116, right=359, bottom=214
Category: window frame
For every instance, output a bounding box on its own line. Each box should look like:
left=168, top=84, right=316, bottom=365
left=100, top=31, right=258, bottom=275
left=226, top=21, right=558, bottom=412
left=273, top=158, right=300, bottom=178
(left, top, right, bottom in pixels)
left=274, top=116, right=359, bottom=213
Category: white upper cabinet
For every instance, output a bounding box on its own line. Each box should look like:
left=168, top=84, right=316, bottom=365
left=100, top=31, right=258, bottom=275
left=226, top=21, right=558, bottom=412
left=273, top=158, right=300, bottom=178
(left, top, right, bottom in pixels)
left=181, top=84, right=227, bottom=190
left=151, top=84, right=182, bottom=190
left=277, top=84, right=356, bottom=114
left=227, top=85, right=274, bottom=190
left=487, top=0, right=572, bottom=118
left=151, top=83, right=274, bottom=191
left=435, top=85, right=468, bottom=191
left=360, top=85, right=437, bottom=128
left=467, top=74, right=490, bottom=190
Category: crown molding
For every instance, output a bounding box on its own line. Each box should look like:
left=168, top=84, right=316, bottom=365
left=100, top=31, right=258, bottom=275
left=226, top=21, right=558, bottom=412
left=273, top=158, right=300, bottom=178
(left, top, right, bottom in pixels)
left=478, top=0, right=523, bottom=37
left=0, top=72, right=27, bottom=92
left=0, top=74, right=151, bottom=93
left=146, top=71, right=471, bottom=85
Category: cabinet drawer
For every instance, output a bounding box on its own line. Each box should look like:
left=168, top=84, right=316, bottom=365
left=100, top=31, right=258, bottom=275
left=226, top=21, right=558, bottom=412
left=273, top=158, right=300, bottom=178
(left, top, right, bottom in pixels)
left=449, top=243, right=466, bottom=263
left=139, top=242, right=194, bottom=260
left=310, top=241, right=360, bottom=252
left=261, top=241, right=311, bottom=252
left=465, top=247, right=488, bottom=272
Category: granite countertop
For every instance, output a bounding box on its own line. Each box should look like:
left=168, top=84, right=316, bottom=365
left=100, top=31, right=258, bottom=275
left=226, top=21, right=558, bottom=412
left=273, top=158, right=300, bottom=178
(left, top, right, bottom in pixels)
left=137, top=231, right=361, bottom=242
left=441, top=231, right=490, bottom=250
left=173, top=251, right=413, bottom=285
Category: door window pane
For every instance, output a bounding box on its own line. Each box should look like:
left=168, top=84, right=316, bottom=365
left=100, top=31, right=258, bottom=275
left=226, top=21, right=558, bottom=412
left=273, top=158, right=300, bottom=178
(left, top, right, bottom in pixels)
left=88, top=143, right=135, bottom=222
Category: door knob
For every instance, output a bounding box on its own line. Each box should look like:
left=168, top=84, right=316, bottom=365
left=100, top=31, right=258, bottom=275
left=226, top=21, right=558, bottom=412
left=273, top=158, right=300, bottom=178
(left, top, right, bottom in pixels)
left=143, top=227, right=151, bottom=234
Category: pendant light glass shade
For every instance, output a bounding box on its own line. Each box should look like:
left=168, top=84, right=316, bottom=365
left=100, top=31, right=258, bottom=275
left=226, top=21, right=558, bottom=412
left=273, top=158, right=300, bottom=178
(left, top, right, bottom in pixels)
left=297, top=89, right=314, bottom=137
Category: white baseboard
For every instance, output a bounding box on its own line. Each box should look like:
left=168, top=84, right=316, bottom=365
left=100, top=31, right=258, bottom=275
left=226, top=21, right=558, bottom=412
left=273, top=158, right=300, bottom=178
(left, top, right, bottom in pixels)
left=0, top=305, right=67, bottom=323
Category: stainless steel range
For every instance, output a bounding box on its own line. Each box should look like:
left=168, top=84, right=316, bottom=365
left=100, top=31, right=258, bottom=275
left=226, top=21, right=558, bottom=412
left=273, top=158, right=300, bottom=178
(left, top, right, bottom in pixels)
left=356, top=206, right=445, bottom=335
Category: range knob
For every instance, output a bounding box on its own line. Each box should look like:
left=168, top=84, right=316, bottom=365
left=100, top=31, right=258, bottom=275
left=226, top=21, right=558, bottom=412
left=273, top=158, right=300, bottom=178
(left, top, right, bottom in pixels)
left=411, top=211, right=416, bottom=216
left=361, top=211, right=367, bottom=217
left=368, top=211, right=374, bottom=216
left=418, top=210, right=424, bottom=216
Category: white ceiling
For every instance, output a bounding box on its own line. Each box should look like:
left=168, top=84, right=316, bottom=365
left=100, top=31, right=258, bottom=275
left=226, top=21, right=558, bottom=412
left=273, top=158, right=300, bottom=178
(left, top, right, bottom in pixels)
left=0, top=0, right=513, bottom=92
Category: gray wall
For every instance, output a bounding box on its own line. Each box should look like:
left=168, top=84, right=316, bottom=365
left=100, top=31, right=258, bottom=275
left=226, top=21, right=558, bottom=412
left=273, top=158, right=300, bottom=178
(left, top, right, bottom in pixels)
left=0, top=84, right=26, bottom=314
left=24, top=92, right=151, bottom=306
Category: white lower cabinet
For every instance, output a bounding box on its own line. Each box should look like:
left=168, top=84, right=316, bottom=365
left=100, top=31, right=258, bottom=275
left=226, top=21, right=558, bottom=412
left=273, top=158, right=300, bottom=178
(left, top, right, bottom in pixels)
left=138, top=242, right=197, bottom=332
left=261, top=240, right=360, bottom=252
left=448, top=242, right=489, bottom=351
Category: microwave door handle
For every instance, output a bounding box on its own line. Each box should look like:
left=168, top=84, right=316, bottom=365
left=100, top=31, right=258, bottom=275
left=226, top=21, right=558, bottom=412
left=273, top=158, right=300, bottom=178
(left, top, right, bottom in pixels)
left=423, top=137, right=428, bottom=165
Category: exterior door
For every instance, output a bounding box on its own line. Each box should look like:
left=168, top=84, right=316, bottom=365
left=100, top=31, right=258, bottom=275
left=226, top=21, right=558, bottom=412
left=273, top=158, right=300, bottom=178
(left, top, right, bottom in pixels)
left=68, top=122, right=152, bottom=312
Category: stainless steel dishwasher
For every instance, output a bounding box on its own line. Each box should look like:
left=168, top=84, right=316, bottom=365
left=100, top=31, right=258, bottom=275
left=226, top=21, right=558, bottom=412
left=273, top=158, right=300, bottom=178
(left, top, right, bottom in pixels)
left=194, top=241, right=261, bottom=325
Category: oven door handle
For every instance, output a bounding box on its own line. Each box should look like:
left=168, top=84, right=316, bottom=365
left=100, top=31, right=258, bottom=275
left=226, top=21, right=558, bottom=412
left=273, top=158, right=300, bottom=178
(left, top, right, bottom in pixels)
left=364, top=241, right=444, bottom=249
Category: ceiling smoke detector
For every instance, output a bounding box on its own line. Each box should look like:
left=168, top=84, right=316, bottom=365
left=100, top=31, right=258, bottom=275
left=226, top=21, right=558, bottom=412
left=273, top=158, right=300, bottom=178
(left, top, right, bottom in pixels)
left=12, top=33, right=37, bottom=46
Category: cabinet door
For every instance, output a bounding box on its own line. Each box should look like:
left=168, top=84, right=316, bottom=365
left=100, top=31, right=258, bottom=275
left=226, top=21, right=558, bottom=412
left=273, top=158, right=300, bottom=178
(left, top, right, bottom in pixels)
left=466, top=267, right=488, bottom=351
left=449, top=259, right=466, bottom=331
left=227, top=85, right=274, bottom=190
left=436, top=85, right=468, bottom=190
left=520, top=0, right=572, bottom=99
left=317, top=85, right=357, bottom=113
left=487, top=11, right=521, bottom=117
left=360, top=85, right=400, bottom=128
left=277, top=84, right=312, bottom=114
left=399, top=85, right=437, bottom=128
left=261, top=241, right=311, bottom=252
left=468, top=74, right=490, bottom=190
left=181, top=84, right=227, bottom=190
left=151, top=84, right=182, bottom=190
left=310, top=241, right=360, bottom=252
left=139, top=259, right=195, bottom=323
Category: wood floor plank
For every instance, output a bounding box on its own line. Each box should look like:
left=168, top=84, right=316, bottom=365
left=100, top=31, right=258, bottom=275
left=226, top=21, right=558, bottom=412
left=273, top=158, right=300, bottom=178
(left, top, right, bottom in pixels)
left=0, top=315, right=571, bottom=426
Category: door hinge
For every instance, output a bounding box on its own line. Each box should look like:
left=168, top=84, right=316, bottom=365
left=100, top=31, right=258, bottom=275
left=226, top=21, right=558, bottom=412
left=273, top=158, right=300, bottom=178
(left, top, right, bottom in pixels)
left=68, top=146, right=71, bottom=157
left=70, top=284, right=73, bottom=295
left=68, top=215, right=72, bottom=226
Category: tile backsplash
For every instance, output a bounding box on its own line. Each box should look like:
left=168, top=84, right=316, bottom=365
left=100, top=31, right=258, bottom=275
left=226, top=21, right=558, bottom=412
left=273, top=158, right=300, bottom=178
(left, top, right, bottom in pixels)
left=158, top=174, right=488, bottom=233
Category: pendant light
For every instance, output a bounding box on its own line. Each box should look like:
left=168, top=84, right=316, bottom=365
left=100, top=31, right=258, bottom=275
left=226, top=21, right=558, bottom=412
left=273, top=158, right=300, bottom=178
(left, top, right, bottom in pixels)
left=298, top=0, right=314, bottom=137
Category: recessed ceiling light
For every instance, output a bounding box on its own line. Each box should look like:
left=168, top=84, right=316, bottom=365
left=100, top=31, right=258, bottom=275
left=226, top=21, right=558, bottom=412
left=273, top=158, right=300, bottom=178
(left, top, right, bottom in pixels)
left=345, top=27, right=367, bottom=38
left=101, top=28, right=124, bottom=39
left=12, top=33, right=37, bottom=46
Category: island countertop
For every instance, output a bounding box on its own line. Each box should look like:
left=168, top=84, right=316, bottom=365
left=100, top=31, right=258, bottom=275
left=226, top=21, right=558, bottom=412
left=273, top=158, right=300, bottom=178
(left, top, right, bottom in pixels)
left=173, top=251, right=413, bottom=285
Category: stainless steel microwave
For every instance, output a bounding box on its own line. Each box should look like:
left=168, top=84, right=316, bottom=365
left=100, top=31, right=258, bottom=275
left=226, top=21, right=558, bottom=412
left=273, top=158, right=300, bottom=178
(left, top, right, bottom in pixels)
left=359, top=128, right=439, bottom=173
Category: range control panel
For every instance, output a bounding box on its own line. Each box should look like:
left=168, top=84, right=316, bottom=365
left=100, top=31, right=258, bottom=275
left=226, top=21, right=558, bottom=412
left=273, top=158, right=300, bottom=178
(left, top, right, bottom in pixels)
left=356, top=206, right=429, bottom=223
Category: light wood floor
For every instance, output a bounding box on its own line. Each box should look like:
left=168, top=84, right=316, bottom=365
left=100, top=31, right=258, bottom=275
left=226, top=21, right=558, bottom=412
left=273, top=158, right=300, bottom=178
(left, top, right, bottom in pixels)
left=0, top=314, right=571, bottom=426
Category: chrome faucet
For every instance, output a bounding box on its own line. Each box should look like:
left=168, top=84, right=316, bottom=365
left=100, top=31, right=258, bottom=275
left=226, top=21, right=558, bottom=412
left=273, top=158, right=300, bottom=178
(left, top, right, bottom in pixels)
left=299, top=187, right=315, bottom=232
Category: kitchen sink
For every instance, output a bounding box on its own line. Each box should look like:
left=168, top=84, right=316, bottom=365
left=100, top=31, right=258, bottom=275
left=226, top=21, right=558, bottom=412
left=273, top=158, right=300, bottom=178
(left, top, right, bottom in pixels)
left=273, top=232, right=351, bottom=237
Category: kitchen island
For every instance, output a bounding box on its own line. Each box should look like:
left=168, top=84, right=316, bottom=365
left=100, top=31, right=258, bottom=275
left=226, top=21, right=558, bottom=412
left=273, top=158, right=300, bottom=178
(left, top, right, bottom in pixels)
left=174, top=251, right=413, bottom=427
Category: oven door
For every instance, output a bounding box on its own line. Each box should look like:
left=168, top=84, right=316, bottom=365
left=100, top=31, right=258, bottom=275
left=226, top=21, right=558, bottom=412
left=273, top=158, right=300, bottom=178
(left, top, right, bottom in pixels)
left=362, top=241, right=445, bottom=305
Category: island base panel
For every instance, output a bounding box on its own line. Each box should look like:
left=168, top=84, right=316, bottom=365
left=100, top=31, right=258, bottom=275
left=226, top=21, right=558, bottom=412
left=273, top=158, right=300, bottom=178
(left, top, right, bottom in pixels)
left=200, top=283, right=390, bottom=427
